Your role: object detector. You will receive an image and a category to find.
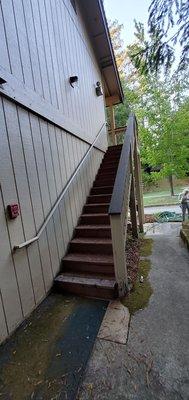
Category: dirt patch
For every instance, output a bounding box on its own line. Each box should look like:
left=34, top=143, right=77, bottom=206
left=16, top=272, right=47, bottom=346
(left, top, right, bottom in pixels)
left=126, top=235, right=140, bottom=285
left=144, top=214, right=157, bottom=223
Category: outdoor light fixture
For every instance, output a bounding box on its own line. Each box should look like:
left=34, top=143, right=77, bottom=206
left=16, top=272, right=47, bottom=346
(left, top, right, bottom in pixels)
left=0, top=77, right=6, bottom=85
left=69, top=76, right=78, bottom=88
left=95, top=81, right=103, bottom=97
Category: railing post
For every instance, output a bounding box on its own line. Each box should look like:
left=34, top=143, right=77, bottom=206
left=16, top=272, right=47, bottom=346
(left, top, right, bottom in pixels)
left=109, top=105, right=117, bottom=145
left=133, top=122, right=144, bottom=232
left=110, top=215, right=128, bottom=297
left=130, top=173, right=138, bottom=238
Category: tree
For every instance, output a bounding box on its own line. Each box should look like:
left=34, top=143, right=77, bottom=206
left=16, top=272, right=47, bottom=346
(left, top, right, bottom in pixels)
left=108, top=19, right=189, bottom=194
left=134, top=0, right=189, bottom=74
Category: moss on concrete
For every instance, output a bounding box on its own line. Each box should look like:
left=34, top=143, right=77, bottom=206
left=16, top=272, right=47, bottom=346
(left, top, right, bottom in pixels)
left=140, top=238, right=153, bottom=257
left=122, top=259, right=153, bottom=315
left=0, top=295, right=75, bottom=400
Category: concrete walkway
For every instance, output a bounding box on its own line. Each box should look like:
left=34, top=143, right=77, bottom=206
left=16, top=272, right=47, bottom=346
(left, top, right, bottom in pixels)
left=78, top=223, right=189, bottom=400
left=144, top=204, right=181, bottom=214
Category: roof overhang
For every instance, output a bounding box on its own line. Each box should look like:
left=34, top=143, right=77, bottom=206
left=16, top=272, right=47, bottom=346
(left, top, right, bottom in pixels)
left=79, top=0, right=124, bottom=106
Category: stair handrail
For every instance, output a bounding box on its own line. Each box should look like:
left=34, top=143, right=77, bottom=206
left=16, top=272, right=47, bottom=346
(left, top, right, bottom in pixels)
left=109, top=115, right=135, bottom=215
left=14, top=123, right=107, bottom=251
left=108, top=114, right=144, bottom=297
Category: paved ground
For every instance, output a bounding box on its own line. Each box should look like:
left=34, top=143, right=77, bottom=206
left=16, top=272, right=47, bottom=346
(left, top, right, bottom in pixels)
left=0, top=294, right=107, bottom=400
left=144, top=204, right=182, bottom=214
left=78, top=223, right=189, bottom=400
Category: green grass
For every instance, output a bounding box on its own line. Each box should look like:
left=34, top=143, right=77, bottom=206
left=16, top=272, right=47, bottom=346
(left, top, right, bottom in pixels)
left=143, top=186, right=184, bottom=207
left=143, top=195, right=179, bottom=206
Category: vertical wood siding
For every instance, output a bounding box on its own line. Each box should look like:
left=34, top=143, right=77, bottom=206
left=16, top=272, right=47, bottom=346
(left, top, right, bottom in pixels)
left=0, top=0, right=106, bottom=143
left=0, top=0, right=107, bottom=343
left=0, top=96, right=104, bottom=343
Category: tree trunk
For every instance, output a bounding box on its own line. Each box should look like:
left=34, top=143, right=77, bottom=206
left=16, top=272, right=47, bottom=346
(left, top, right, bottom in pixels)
left=168, top=175, right=174, bottom=196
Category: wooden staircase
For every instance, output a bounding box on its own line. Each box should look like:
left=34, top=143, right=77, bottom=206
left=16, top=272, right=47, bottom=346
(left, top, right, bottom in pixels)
left=55, top=144, right=122, bottom=299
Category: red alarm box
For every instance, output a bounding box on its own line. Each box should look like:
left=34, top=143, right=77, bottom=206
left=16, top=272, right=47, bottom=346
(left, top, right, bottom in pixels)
left=7, top=204, right=20, bottom=219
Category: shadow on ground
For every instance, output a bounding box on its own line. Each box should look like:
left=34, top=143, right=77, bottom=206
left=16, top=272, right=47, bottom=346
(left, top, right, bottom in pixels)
left=0, top=293, right=107, bottom=400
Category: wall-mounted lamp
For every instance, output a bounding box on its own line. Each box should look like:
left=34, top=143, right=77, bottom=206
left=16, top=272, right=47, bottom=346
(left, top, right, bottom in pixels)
left=69, top=76, right=78, bottom=88
left=95, top=81, right=103, bottom=97
left=0, top=77, right=6, bottom=85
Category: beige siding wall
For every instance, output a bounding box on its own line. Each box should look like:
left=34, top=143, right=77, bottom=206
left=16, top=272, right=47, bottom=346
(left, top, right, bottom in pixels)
left=0, top=96, right=105, bottom=343
left=0, top=0, right=107, bottom=343
left=0, top=0, right=106, bottom=145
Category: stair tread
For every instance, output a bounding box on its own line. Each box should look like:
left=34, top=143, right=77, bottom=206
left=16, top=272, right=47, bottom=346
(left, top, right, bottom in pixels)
left=55, top=273, right=115, bottom=288
left=71, top=238, right=112, bottom=244
left=64, top=252, right=113, bottom=263
left=76, top=225, right=110, bottom=230
left=85, top=203, right=110, bottom=207
left=81, top=213, right=109, bottom=217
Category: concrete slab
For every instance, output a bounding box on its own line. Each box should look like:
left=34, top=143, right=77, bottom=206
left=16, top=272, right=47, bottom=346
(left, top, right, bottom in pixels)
left=144, top=204, right=181, bottom=214
left=78, top=224, right=189, bottom=400
left=97, top=300, right=130, bottom=344
left=144, top=222, right=181, bottom=236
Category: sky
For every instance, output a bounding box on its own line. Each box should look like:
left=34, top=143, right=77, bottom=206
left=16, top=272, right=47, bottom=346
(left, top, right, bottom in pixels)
left=104, top=0, right=151, bottom=47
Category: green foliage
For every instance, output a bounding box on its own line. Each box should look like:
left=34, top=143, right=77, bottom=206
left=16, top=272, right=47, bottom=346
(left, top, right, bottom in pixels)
left=109, top=19, right=189, bottom=193
left=133, top=0, right=189, bottom=74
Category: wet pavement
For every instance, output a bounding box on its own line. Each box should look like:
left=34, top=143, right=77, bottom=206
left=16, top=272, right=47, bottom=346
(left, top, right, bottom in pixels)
left=78, top=223, right=189, bottom=400
left=0, top=293, right=107, bottom=400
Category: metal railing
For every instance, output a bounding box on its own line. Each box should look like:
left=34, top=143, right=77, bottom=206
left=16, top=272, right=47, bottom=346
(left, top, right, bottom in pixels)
left=14, top=123, right=106, bottom=251
left=108, top=114, right=144, bottom=296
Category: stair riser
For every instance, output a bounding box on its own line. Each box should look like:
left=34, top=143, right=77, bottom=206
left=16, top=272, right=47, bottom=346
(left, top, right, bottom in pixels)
left=74, top=227, right=111, bottom=238
left=90, top=187, right=113, bottom=195
left=87, top=195, right=112, bottom=204
left=93, top=179, right=115, bottom=187
left=96, top=172, right=116, bottom=180
left=55, top=281, right=116, bottom=300
left=99, top=166, right=118, bottom=173
left=102, top=156, right=120, bottom=163
left=83, top=204, right=109, bottom=214
left=69, top=242, right=113, bottom=255
left=63, top=261, right=114, bottom=275
left=100, top=161, right=119, bottom=169
left=80, top=215, right=110, bottom=224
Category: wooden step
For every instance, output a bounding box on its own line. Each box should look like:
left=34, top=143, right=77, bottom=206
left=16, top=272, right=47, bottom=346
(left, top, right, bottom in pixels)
left=100, top=160, right=119, bottom=168
left=96, top=171, right=116, bottom=180
left=69, top=238, right=113, bottom=255
left=93, top=178, right=115, bottom=187
left=90, top=186, right=113, bottom=195
left=62, top=253, right=114, bottom=274
left=83, top=203, right=109, bottom=214
left=87, top=194, right=112, bottom=204
left=55, top=273, right=117, bottom=299
left=79, top=213, right=110, bottom=225
left=74, top=225, right=111, bottom=238
left=108, top=144, right=122, bottom=151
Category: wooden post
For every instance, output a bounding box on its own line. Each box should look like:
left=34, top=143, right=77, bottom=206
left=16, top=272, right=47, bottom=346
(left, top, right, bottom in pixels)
left=110, top=214, right=128, bottom=297
left=109, top=105, right=116, bottom=145
left=133, top=137, right=144, bottom=233
left=130, top=172, right=138, bottom=238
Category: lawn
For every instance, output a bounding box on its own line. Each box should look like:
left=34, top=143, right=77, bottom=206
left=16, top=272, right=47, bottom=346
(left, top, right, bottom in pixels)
left=143, top=186, right=183, bottom=207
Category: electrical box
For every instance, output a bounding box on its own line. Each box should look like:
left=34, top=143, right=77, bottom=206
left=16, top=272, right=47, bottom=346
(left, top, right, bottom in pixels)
left=7, top=204, right=20, bottom=219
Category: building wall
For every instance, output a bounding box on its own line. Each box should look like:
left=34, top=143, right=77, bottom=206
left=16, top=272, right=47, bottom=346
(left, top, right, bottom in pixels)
left=0, top=0, right=107, bottom=344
